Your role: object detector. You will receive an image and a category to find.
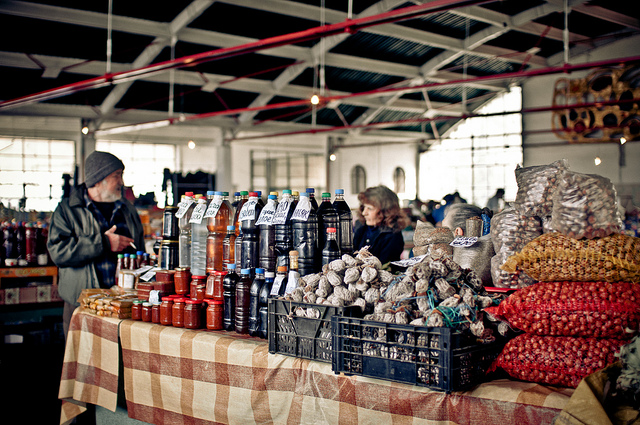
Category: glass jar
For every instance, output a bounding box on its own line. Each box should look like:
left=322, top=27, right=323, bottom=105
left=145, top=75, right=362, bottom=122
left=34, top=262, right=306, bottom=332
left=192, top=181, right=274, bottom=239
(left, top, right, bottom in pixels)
left=151, top=301, right=161, bottom=324
left=172, top=298, right=186, bottom=327
left=159, top=297, right=174, bottom=326
left=131, top=299, right=143, bottom=321
left=159, top=240, right=179, bottom=270
left=206, top=299, right=224, bottom=330
left=190, top=275, right=206, bottom=301
left=174, top=267, right=191, bottom=295
left=142, top=302, right=153, bottom=322
left=184, top=299, right=203, bottom=330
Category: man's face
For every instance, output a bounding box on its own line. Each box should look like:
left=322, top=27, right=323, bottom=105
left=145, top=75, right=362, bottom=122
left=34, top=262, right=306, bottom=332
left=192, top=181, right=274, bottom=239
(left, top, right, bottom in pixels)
left=98, top=169, right=124, bottom=202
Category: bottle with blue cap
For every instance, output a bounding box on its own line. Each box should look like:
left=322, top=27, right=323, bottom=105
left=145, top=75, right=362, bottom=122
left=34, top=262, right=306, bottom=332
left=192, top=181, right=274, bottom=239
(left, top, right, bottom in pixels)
left=258, top=194, right=278, bottom=272
left=292, top=192, right=319, bottom=276
left=274, top=189, right=296, bottom=270
left=206, top=191, right=230, bottom=273
left=333, top=189, right=353, bottom=254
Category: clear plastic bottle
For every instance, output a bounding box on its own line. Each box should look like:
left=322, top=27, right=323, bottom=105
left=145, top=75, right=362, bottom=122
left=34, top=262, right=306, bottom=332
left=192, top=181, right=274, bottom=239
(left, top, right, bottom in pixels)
left=223, top=263, right=238, bottom=331
left=333, top=189, right=354, bottom=254
left=322, top=227, right=341, bottom=266
left=274, top=190, right=296, bottom=270
left=258, top=194, right=278, bottom=272
left=206, top=191, right=231, bottom=273
left=178, top=192, right=196, bottom=268
left=239, top=192, right=263, bottom=274
left=249, top=268, right=265, bottom=337
left=258, top=270, right=274, bottom=339
left=235, top=268, right=252, bottom=334
left=189, top=196, right=209, bottom=277
left=292, top=192, right=318, bottom=276
left=316, top=192, right=341, bottom=266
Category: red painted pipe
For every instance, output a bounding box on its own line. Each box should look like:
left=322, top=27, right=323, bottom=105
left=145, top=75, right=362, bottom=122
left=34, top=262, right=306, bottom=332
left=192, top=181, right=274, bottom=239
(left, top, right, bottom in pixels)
left=0, top=0, right=494, bottom=110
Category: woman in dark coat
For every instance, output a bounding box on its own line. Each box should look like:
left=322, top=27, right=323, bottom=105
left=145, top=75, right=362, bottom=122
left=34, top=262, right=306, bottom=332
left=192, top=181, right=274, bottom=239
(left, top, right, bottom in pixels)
left=353, top=185, right=410, bottom=265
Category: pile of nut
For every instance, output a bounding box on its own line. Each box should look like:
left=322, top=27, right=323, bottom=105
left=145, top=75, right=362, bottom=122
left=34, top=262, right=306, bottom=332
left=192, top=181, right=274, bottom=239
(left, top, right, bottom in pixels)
left=513, top=159, right=568, bottom=217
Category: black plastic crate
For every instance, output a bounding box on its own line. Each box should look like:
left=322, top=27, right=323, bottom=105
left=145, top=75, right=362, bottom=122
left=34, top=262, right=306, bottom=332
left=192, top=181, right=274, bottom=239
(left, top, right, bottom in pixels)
left=268, top=299, right=362, bottom=363
left=331, top=316, right=504, bottom=392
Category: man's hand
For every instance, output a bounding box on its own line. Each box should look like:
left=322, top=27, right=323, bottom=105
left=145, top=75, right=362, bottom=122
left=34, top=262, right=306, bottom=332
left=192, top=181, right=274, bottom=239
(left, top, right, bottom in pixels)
left=105, top=225, right=134, bottom=252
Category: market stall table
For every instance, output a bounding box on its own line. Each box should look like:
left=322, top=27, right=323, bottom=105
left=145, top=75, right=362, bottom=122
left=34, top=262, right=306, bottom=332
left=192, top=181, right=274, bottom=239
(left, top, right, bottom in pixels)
left=59, top=309, right=574, bottom=424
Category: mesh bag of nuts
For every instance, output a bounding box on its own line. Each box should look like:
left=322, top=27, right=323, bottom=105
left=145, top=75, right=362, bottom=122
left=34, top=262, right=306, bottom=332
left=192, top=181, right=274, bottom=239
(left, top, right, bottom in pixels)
left=488, top=281, right=640, bottom=339
left=491, top=334, right=626, bottom=388
left=490, top=207, right=542, bottom=254
left=549, top=170, right=623, bottom=239
left=513, top=159, right=568, bottom=217
left=501, top=232, right=640, bottom=282
left=490, top=252, right=536, bottom=288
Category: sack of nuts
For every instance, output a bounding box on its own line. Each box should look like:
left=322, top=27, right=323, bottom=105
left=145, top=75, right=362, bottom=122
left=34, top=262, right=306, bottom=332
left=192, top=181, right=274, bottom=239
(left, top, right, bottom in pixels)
left=490, top=333, right=626, bottom=388
left=549, top=170, right=623, bottom=239
left=487, top=281, right=640, bottom=339
left=490, top=252, right=536, bottom=288
left=513, top=159, right=568, bottom=217
left=490, top=207, right=542, bottom=254
left=501, top=232, right=640, bottom=282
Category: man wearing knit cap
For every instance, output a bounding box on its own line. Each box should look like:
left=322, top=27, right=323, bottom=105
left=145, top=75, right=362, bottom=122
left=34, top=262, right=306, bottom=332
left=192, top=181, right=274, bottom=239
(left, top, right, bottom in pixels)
left=48, top=151, right=145, bottom=337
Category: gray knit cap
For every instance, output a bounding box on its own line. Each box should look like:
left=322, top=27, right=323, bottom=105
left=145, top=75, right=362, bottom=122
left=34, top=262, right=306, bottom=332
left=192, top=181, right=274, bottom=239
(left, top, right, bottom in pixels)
left=84, top=151, right=125, bottom=188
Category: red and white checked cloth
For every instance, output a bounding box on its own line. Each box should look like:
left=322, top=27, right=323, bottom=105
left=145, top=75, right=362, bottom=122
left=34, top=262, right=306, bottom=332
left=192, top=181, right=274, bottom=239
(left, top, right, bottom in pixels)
left=119, top=319, right=573, bottom=424
left=58, top=309, right=123, bottom=425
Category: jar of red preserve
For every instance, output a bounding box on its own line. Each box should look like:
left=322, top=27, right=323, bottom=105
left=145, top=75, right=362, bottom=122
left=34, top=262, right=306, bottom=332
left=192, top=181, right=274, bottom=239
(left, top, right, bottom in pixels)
left=206, top=299, right=224, bottom=330
left=184, top=299, right=203, bottom=329
left=131, top=299, right=143, bottom=321
left=172, top=298, right=186, bottom=327
left=159, top=297, right=174, bottom=326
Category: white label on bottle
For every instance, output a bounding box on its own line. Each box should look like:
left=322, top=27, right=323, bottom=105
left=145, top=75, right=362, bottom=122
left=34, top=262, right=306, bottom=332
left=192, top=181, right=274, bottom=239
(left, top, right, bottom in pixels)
left=239, top=198, right=258, bottom=222
left=284, top=271, right=300, bottom=295
left=174, top=198, right=194, bottom=219
left=189, top=201, right=208, bottom=224
left=270, top=274, right=287, bottom=296
left=122, top=273, right=135, bottom=289
left=272, top=200, right=292, bottom=225
left=291, top=200, right=311, bottom=222
left=203, top=198, right=222, bottom=218
left=255, top=201, right=277, bottom=226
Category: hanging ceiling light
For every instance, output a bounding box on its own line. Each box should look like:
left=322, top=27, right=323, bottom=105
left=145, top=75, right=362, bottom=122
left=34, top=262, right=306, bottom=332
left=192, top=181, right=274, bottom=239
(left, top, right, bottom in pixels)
left=594, top=156, right=602, bottom=166
left=310, top=94, right=320, bottom=105
left=188, top=140, right=196, bottom=149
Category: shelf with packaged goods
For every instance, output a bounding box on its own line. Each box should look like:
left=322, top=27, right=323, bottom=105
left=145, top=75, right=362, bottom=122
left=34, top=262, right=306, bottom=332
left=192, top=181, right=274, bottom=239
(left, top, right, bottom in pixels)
left=0, top=266, right=62, bottom=306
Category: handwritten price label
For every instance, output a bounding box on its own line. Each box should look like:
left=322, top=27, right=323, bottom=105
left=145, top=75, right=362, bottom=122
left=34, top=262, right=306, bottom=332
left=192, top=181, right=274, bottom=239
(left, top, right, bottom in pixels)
left=189, top=202, right=207, bottom=224
left=174, top=198, right=194, bottom=219
left=203, top=199, right=222, bottom=218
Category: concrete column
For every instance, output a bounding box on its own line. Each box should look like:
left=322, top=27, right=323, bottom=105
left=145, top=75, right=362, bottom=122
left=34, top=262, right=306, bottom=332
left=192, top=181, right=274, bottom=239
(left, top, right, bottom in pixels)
left=215, top=128, right=232, bottom=191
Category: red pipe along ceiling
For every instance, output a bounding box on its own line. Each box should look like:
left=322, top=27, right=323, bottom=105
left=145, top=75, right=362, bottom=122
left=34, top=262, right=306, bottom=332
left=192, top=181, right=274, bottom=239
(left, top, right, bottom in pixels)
left=0, top=0, right=496, bottom=110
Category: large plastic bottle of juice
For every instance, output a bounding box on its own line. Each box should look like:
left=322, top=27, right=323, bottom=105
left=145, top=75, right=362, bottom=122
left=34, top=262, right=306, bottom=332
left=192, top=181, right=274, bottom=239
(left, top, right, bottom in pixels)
left=257, top=194, right=278, bottom=272
left=291, top=192, right=318, bottom=276
left=205, top=191, right=231, bottom=273
left=239, top=192, right=263, bottom=273
left=316, top=192, right=341, bottom=266
left=274, top=190, right=296, bottom=270
left=177, top=192, right=196, bottom=268
left=189, top=195, right=209, bottom=277
left=333, top=189, right=353, bottom=254
left=233, top=191, right=249, bottom=271
left=222, top=225, right=236, bottom=270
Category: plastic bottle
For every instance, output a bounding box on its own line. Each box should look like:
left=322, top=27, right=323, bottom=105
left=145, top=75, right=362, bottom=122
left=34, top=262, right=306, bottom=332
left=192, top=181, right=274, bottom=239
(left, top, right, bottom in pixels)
left=316, top=192, right=341, bottom=266
left=231, top=191, right=242, bottom=211
left=234, top=191, right=249, bottom=271
left=129, top=254, right=137, bottom=270
left=258, top=270, right=274, bottom=339
left=115, top=254, right=124, bottom=286
left=36, top=222, right=50, bottom=266
left=322, top=227, right=341, bottom=266
left=25, top=223, right=37, bottom=265
left=270, top=265, right=288, bottom=298
left=249, top=268, right=265, bottom=337
left=223, top=263, right=238, bottom=331
left=123, top=253, right=130, bottom=270
left=333, top=189, right=354, bottom=254
left=15, top=222, right=26, bottom=266
left=177, top=192, right=196, bottom=268
left=206, top=191, right=231, bottom=273
left=235, top=268, right=252, bottom=334
left=258, top=194, right=278, bottom=272
left=239, top=192, right=263, bottom=274
left=190, top=196, right=209, bottom=277
left=284, top=250, right=300, bottom=295
left=222, top=225, right=236, bottom=270
left=274, top=190, right=296, bottom=270
left=292, top=192, right=318, bottom=276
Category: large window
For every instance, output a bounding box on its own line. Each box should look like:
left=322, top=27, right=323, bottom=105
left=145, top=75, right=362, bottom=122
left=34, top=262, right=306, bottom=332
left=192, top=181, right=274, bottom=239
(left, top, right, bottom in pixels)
left=250, top=150, right=325, bottom=195
left=96, top=141, right=176, bottom=208
left=419, top=87, right=523, bottom=207
left=351, top=165, right=366, bottom=195
left=0, top=137, right=75, bottom=212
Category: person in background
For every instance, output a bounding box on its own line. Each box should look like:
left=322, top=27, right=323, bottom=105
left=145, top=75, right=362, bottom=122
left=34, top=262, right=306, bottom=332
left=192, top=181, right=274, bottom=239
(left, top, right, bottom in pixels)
left=48, top=151, right=145, bottom=338
left=486, top=188, right=506, bottom=213
left=353, top=185, right=410, bottom=265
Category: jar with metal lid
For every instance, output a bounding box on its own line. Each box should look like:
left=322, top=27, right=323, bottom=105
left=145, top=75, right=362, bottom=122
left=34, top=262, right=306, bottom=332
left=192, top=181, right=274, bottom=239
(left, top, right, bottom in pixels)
left=162, top=206, right=180, bottom=239
left=151, top=301, right=162, bottom=323
left=190, top=275, right=206, bottom=301
left=142, top=302, right=153, bottom=322
left=184, top=299, right=204, bottom=329
left=131, top=299, right=143, bottom=321
left=159, top=297, right=174, bottom=326
left=172, top=297, right=186, bottom=327
left=159, top=240, right=179, bottom=270
left=174, top=267, right=191, bottom=295
left=206, top=299, right=224, bottom=330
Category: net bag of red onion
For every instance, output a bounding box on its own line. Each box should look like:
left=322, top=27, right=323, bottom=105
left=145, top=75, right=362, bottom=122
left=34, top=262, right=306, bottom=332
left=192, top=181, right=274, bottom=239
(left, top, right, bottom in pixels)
left=490, top=334, right=626, bottom=388
left=486, top=281, right=640, bottom=339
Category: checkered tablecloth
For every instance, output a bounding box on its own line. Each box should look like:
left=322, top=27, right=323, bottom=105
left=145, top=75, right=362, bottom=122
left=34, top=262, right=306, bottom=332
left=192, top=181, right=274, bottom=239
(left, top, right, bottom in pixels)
left=58, top=309, right=123, bottom=425
left=119, top=319, right=573, bottom=425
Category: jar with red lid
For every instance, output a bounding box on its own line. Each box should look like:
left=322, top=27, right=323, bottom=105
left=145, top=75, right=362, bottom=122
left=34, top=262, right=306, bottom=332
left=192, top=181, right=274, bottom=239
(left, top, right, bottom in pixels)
left=206, top=299, right=224, bottom=330
left=142, top=302, right=153, bottom=322
left=131, top=299, right=143, bottom=321
left=174, top=267, right=191, bottom=295
left=159, top=297, right=174, bottom=326
left=184, top=299, right=203, bottom=330
left=205, top=271, right=227, bottom=301
left=172, top=298, right=186, bottom=327
left=191, top=275, right=206, bottom=301
left=151, top=301, right=161, bottom=324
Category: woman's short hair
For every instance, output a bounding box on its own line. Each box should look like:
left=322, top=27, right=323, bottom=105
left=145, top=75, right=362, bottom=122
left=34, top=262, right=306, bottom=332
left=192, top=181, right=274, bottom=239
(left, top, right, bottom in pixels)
left=357, top=185, right=409, bottom=231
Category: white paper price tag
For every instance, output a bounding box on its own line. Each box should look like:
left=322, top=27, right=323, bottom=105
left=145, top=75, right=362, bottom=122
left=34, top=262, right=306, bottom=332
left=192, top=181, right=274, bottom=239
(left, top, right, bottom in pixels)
left=255, top=202, right=277, bottom=225
left=203, top=199, right=222, bottom=218
left=238, top=199, right=258, bottom=222
left=270, top=274, right=286, bottom=296
left=391, top=254, right=428, bottom=267
left=174, top=198, right=194, bottom=219
left=284, top=271, right=300, bottom=295
left=291, top=202, right=311, bottom=221
left=449, top=237, right=478, bottom=247
left=189, top=201, right=207, bottom=224
left=272, top=200, right=292, bottom=225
